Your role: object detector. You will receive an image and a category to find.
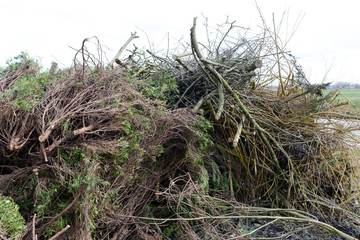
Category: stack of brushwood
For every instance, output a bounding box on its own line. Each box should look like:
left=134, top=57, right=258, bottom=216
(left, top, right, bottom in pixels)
left=126, top=18, right=360, bottom=205
left=1, top=18, right=360, bottom=239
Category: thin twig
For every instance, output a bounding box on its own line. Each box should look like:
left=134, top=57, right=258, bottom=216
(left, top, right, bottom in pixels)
left=36, top=193, right=81, bottom=235
left=114, top=213, right=357, bottom=240
left=48, top=225, right=70, bottom=240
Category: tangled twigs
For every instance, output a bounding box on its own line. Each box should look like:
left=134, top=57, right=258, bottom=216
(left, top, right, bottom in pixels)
left=190, top=17, right=297, bottom=203
left=115, top=174, right=357, bottom=240
left=30, top=213, right=70, bottom=240
left=2, top=17, right=360, bottom=239
left=73, top=36, right=106, bottom=80
left=44, top=124, right=96, bottom=153
left=35, top=193, right=81, bottom=235
left=114, top=214, right=357, bottom=240
left=109, top=32, right=139, bottom=67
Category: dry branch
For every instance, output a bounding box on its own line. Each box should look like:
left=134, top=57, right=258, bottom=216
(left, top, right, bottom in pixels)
left=109, top=32, right=139, bottom=67
left=1, top=17, right=360, bottom=240
left=114, top=214, right=356, bottom=240
left=190, top=17, right=287, bottom=184
left=48, top=225, right=70, bottom=240
left=32, top=214, right=37, bottom=240
left=36, top=193, right=81, bottom=235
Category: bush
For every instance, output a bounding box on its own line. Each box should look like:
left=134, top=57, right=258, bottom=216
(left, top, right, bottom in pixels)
left=0, top=195, right=26, bottom=239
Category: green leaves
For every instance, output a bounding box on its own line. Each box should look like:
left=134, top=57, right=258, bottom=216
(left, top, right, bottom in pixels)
left=2, top=52, right=37, bottom=73
left=134, top=69, right=179, bottom=102
left=192, top=116, right=214, bottom=156
left=0, top=195, right=26, bottom=238
left=1, top=72, right=51, bottom=110
left=0, top=52, right=51, bottom=110
left=122, top=118, right=133, bottom=135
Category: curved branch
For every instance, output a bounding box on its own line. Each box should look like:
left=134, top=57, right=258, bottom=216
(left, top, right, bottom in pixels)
left=109, top=32, right=139, bottom=67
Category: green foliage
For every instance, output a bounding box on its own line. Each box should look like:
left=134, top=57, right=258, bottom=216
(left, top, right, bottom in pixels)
left=63, top=148, right=110, bottom=192
left=163, top=223, right=179, bottom=238
left=196, top=166, right=209, bottom=194
left=1, top=51, right=37, bottom=73
left=210, top=160, right=222, bottom=189
left=0, top=72, right=51, bottom=110
left=7, top=174, right=36, bottom=214
left=43, top=216, right=68, bottom=238
left=122, top=118, right=133, bottom=135
left=0, top=52, right=50, bottom=110
left=60, top=147, right=84, bottom=170
left=35, top=182, right=59, bottom=216
left=154, top=145, right=164, bottom=158
left=133, top=69, right=179, bottom=102
left=310, top=91, right=333, bottom=113
left=0, top=195, right=26, bottom=238
left=111, top=138, right=130, bottom=175
left=192, top=116, right=213, bottom=156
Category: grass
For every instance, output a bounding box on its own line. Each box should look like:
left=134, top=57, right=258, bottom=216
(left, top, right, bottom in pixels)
left=324, top=89, right=360, bottom=109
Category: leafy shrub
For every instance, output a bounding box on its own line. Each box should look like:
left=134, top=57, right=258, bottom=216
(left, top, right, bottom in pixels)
left=0, top=195, right=26, bottom=238
left=0, top=52, right=50, bottom=110
left=133, top=69, right=179, bottom=102
left=1, top=51, right=36, bottom=74
left=0, top=72, right=51, bottom=110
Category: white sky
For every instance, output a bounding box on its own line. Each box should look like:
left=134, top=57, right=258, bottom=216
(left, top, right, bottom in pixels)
left=1, top=0, right=359, bottom=84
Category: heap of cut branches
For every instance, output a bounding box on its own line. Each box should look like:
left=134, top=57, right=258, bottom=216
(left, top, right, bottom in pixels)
left=123, top=17, right=360, bottom=204
left=1, top=17, right=360, bottom=239
left=116, top=18, right=360, bottom=238
left=0, top=42, right=213, bottom=239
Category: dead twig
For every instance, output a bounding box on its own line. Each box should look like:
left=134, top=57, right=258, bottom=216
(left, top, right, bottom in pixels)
left=36, top=193, right=81, bottom=235
left=48, top=225, right=70, bottom=240
left=32, top=214, right=37, bottom=240
left=109, top=32, right=139, bottom=67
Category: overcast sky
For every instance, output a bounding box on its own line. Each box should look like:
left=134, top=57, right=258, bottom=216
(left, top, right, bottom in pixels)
left=1, top=0, right=359, bottom=84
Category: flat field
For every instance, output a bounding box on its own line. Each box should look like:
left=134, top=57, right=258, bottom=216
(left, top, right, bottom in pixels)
left=325, top=89, right=360, bottom=109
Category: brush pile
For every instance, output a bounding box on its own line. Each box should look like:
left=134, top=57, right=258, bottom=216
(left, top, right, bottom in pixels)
left=126, top=18, right=360, bottom=206
left=0, top=44, right=210, bottom=239
left=1, top=18, right=360, bottom=239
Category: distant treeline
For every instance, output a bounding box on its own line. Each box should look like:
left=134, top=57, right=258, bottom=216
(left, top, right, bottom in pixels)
left=328, top=82, right=360, bottom=89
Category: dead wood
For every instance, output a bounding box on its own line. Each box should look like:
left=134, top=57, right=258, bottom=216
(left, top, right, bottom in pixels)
left=1, top=18, right=360, bottom=240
